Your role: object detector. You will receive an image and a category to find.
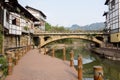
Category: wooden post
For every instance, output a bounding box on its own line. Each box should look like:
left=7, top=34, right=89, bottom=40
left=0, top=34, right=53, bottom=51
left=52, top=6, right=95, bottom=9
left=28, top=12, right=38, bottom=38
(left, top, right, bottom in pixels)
left=44, top=47, right=46, bottom=55
left=78, top=55, right=82, bottom=80
left=27, top=45, right=29, bottom=52
left=7, top=52, right=13, bottom=75
left=94, top=66, right=103, bottom=80
left=21, top=48, right=24, bottom=57
left=18, top=49, right=21, bottom=60
left=15, top=50, right=19, bottom=65
left=28, top=45, right=29, bottom=51
left=27, top=45, right=29, bottom=51
left=63, top=47, right=66, bottom=61
left=38, top=46, right=41, bottom=53
left=30, top=45, right=31, bottom=50
left=22, top=48, right=25, bottom=56
left=24, top=47, right=26, bottom=53
left=70, top=50, right=74, bottom=67
left=29, top=45, right=31, bottom=50
left=26, top=46, right=28, bottom=53
left=52, top=48, right=55, bottom=57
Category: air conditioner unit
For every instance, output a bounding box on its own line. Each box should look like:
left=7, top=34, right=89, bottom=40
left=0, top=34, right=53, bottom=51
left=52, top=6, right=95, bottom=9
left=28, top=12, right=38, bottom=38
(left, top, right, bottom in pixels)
left=4, top=0, right=9, bottom=2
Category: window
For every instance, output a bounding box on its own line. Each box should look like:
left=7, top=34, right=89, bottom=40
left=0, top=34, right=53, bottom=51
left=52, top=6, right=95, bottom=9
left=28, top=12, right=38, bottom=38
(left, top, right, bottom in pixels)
left=12, top=18, right=20, bottom=26
left=6, top=11, right=9, bottom=23
left=12, top=18, right=16, bottom=25
left=111, top=0, right=115, bottom=9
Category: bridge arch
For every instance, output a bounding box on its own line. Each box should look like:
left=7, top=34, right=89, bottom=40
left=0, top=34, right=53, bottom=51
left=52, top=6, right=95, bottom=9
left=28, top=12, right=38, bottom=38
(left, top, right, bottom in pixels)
left=39, top=35, right=104, bottom=47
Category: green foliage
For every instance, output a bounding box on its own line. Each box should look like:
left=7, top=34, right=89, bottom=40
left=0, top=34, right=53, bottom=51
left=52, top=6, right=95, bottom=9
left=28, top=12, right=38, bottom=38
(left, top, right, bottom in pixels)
left=45, top=23, right=70, bottom=32
left=0, top=56, right=8, bottom=76
left=45, top=23, right=52, bottom=31
left=24, top=26, right=29, bottom=31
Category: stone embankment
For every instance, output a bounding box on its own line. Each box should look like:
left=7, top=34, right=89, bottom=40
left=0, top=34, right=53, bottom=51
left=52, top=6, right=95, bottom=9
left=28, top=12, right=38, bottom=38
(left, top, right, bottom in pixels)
left=90, top=48, right=120, bottom=61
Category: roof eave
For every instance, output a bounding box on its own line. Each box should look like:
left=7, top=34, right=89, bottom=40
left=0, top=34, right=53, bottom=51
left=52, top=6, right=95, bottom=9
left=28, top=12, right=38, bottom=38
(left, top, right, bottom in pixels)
left=105, top=0, right=109, bottom=5
left=26, top=6, right=47, bottom=19
left=11, top=3, right=39, bottom=22
left=103, top=12, right=108, bottom=16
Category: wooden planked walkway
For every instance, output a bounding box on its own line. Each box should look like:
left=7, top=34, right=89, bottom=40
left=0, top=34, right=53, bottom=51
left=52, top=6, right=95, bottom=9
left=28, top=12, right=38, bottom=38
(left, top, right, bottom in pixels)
left=5, top=49, right=77, bottom=80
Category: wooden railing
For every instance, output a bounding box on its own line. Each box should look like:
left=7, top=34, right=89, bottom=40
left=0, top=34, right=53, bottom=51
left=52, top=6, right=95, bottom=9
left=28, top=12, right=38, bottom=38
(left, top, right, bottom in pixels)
left=42, top=47, right=104, bottom=80
left=6, top=45, right=33, bottom=75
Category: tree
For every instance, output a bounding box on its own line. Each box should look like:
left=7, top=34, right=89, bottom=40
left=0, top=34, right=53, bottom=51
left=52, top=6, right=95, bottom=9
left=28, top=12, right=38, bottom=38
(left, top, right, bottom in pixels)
left=45, top=23, right=52, bottom=31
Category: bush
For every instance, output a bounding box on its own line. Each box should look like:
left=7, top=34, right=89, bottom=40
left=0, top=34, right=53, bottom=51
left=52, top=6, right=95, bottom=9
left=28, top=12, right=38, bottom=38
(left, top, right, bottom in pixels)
left=0, top=55, right=8, bottom=76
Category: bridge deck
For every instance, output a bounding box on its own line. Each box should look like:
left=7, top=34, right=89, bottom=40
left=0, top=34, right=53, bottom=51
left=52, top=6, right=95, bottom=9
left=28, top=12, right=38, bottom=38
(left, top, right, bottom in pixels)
left=34, top=32, right=107, bottom=36
left=5, top=49, right=77, bottom=80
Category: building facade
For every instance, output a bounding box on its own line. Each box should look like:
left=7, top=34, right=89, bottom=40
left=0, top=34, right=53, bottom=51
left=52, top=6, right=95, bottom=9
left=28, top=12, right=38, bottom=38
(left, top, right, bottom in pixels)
left=104, top=0, right=120, bottom=46
left=26, top=6, right=47, bottom=32
left=0, top=0, right=39, bottom=52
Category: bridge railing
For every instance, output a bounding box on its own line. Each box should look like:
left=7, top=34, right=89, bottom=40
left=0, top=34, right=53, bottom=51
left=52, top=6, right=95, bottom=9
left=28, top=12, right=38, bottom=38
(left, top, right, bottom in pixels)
left=34, top=30, right=104, bottom=35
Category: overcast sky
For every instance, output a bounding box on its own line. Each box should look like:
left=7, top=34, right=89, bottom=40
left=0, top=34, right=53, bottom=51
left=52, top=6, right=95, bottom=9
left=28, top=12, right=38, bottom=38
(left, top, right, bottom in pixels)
left=18, top=0, right=108, bottom=27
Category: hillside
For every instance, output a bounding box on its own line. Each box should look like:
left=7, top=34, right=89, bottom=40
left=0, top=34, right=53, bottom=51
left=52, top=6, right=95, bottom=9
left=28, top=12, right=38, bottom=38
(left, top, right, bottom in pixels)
left=69, top=22, right=105, bottom=31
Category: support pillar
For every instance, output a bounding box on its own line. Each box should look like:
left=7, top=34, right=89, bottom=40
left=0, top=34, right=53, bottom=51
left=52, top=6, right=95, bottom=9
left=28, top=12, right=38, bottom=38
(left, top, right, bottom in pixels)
left=78, top=55, right=82, bottom=80
left=94, top=66, right=103, bottom=80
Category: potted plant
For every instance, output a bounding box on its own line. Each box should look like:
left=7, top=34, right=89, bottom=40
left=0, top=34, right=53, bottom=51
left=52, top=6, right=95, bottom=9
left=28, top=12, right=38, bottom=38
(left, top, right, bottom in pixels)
left=24, top=26, right=29, bottom=31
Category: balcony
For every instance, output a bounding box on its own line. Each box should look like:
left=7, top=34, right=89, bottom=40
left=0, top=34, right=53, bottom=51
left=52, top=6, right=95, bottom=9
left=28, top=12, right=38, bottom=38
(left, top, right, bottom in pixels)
left=9, top=24, right=22, bottom=35
left=21, top=26, right=34, bottom=34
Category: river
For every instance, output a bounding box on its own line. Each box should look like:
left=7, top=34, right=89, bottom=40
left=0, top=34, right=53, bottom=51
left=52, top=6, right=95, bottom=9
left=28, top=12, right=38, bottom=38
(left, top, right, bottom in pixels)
left=47, top=40, right=120, bottom=80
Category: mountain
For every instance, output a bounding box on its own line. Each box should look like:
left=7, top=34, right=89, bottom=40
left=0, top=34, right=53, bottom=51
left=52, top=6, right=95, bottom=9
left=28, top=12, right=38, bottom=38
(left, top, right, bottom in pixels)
left=69, top=22, right=105, bottom=31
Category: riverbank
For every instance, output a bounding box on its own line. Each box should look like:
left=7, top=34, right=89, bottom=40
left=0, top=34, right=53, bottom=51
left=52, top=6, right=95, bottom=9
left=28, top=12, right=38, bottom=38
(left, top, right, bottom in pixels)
left=90, top=47, right=120, bottom=61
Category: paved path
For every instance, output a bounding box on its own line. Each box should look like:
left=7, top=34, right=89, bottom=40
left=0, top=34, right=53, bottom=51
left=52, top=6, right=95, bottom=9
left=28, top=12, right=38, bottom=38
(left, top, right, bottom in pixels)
left=5, top=49, right=77, bottom=80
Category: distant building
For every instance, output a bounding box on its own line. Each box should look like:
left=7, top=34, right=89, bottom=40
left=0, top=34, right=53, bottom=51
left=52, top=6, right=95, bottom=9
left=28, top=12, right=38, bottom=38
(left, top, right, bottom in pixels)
left=26, top=6, right=47, bottom=32
left=104, top=0, right=120, bottom=46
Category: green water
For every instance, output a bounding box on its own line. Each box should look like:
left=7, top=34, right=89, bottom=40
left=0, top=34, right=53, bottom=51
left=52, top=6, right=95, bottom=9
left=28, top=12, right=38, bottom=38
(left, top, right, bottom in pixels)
left=49, top=46, right=120, bottom=80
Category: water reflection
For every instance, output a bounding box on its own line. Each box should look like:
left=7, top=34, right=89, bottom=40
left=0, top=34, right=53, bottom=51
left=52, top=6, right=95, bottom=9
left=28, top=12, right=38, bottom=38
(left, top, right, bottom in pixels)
left=72, top=46, right=120, bottom=80
left=74, top=58, right=94, bottom=65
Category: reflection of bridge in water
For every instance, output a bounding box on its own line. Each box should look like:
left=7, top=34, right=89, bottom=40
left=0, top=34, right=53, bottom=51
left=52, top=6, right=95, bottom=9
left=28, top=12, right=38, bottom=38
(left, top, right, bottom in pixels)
left=33, top=31, right=108, bottom=47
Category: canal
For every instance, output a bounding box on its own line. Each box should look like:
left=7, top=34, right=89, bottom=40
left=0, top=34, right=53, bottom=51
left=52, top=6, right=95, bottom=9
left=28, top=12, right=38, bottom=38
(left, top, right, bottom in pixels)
left=47, top=39, right=120, bottom=80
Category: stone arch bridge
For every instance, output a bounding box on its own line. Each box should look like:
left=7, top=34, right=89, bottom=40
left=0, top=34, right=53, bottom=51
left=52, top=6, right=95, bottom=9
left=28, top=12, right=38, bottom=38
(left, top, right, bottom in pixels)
left=33, top=31, right=108, bottom=47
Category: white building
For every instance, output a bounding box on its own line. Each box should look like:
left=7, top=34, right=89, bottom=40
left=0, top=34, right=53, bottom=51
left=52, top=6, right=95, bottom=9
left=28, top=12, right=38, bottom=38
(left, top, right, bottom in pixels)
left=26, top=6, right=47, bottom=32
left=104, top=0, right=120, bottom=44
left=0, top=0, right=39, bottom=49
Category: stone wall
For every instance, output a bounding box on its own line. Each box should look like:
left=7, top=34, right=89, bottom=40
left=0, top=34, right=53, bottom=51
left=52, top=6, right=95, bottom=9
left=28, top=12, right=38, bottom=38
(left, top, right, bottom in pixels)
left=4, top=34, right=32, bottom=50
